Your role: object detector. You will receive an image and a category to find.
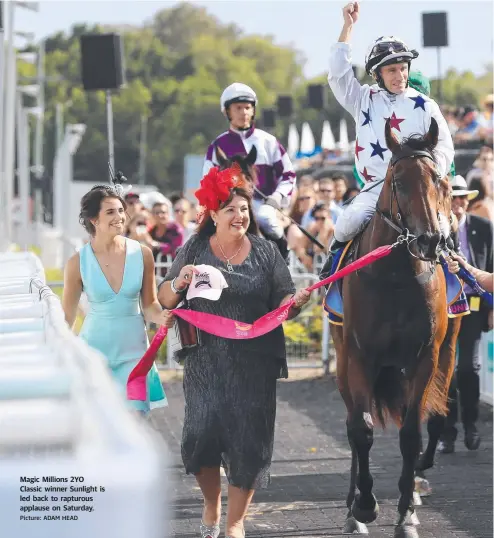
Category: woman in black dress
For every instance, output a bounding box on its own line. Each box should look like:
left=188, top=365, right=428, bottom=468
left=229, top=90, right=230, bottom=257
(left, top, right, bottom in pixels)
left=158, top=167, right=311, bottom=538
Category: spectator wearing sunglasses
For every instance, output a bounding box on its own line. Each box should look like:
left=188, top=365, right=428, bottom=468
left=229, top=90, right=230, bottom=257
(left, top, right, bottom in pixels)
left=306, top=177, right=342, bottom=227
left=288, top=187, right=316, bottom=225
left=173, top=197, right=196, bottom=243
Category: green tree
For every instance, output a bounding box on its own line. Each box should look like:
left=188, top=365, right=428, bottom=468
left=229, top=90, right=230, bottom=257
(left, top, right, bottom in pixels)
left=34, top=2, right=493, bottom=197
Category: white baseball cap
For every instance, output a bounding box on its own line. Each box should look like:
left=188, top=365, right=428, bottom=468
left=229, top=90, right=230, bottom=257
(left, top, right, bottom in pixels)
left=186, top=265, right=229, bottom=301
left=450, top=175, right=479, bottom=200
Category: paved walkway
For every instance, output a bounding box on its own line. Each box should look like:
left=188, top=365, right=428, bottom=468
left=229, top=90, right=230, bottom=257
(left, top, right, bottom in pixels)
left=152, top=373, right=493, bottom=538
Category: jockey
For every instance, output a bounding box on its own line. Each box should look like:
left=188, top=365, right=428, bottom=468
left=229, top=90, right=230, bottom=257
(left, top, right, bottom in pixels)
left=203, top=82, right=296, bottom=249
left=321, top=1, right=454, bottom=276
left=351, top=70, right=456, bottom=188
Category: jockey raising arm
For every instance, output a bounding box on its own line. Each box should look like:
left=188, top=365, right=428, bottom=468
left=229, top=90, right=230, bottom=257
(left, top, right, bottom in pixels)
left=203, top=83, right=296, bottom=242
left=327, top=2, right=454, bottom=249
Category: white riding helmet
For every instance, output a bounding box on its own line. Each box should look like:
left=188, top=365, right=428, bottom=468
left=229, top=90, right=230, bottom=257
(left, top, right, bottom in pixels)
left=220, top=83, right=258, bottom=112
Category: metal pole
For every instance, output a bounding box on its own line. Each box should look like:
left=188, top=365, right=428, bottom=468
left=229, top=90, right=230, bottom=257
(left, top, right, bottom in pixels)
left=437, top=47, right=442, bottom=104
left=34, top=40, right=44, bottom=217
left=138, top=114, right=147, bottom=185
left=33, top=40, right=44, bottom=241
left=106, top=90, right=114, bottom=177
left=16, top=92, right=29, bottom=250
left=0, top=2, right=5, bottom=248
left=55, top=102, right=63, bottom=149
left=3, top=2, right=15, bottom=246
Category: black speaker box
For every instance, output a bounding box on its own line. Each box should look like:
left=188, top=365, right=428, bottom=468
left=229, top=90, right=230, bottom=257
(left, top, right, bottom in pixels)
left=262, top=109, right=276, bottom=128
left=307, top=84, right=326, bottom=110
left=422, top=12, right=448, bottom=48
left=277, top=95, right=293, bottom=117
left=80, top=34, right=125, bottom=91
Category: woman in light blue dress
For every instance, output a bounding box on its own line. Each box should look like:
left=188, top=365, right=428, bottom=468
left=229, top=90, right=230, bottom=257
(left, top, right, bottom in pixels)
left=62, top=185, right=172, bottom=414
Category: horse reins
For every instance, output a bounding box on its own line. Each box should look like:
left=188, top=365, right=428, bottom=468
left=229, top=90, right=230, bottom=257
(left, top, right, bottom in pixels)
left=375, top=148, right=440, bottom=261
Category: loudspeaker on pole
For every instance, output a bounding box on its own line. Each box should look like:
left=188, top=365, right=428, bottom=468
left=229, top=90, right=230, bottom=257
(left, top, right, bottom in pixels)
left=422, top=12, right=448, bottom=48
left=80, top=34, right=125, bottom=91
left=277, top=95, right=293, bottom=117
left=262, top=108, right=276, bottom=129
left=307, top=84, right=326, bottom=110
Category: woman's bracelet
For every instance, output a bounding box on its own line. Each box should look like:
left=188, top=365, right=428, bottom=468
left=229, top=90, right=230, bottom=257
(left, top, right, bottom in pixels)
left=171, top=277, right=187, bottom=294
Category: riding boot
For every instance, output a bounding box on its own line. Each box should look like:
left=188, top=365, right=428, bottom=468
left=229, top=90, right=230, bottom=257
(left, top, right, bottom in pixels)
left=319, top=238, right=348, bottom=287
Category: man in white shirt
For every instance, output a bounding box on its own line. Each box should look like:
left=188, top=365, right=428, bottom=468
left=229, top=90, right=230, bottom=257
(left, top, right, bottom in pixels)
left=321, top=2, right=454, bottom=277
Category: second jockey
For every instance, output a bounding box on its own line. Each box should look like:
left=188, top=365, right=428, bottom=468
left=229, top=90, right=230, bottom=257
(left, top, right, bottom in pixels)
left=321, top=1, right=454, bottom=276
left=203, top=82, right=296, bottom=252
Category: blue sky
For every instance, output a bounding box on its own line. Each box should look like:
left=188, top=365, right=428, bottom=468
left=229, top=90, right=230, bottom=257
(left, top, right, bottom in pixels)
left=13, top=1, right=494, bottom=79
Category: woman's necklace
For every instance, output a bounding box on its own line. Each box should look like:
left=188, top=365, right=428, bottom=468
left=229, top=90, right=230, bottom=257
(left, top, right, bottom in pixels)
left=215, top=235, right=245, bottom=273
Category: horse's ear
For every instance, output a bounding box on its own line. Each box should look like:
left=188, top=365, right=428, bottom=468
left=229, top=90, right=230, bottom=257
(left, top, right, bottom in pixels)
left=215, top=146, right=228, bottom=166
left=424, top=117, right=439, bottom=148
left=384, top=118, right=401, bottom=154
left=246, top=145, right=257, bottom=166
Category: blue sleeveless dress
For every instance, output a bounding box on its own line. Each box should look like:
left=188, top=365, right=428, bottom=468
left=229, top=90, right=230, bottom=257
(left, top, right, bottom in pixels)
left=79, top=237, right=167, bottom=414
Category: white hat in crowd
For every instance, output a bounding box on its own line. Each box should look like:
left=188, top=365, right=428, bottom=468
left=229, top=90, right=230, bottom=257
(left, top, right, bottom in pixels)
left=450, top=175, right=479, bottom=200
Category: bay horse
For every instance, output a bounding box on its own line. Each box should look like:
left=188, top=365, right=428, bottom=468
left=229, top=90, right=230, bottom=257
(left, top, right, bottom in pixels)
left=330, top=118, right=461, bottom=538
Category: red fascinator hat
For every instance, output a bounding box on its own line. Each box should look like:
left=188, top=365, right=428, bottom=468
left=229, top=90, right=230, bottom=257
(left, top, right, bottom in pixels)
left=195, top=164, right=249, bottom=217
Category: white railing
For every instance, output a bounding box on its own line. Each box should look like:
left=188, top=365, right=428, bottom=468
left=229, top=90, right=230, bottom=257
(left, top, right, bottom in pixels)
left=0, top=252, right=171, bottom=537
left=479, top=331, right=493, bottom=405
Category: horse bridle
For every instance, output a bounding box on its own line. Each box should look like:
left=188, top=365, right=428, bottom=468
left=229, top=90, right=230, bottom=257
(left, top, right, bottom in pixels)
left=375, top=148, right=440, bottom=260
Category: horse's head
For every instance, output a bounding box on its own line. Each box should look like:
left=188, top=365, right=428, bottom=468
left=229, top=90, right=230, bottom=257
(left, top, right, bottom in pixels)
left=215, top=145, right=258, bottom=187
left=382, top=117, right=445, bottom=261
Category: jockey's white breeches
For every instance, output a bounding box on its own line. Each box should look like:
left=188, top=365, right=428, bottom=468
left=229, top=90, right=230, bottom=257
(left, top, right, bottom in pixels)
left=334, top=181, right=382, bottom=243
left=334, top=181, right=451, bottom=243
left=252, top=199, right=284, bottom=239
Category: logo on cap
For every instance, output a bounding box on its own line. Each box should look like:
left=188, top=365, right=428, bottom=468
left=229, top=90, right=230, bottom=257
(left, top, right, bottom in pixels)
left=195, top=272, right=212, bottom=289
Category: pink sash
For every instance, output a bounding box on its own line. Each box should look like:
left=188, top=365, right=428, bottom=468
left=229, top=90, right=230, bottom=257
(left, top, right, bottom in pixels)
left=127, top=245, right=393, bottom=401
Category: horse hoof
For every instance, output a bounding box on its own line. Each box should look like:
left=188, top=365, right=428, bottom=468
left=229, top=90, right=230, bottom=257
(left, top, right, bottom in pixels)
left=343, top=516, right=369, bottom=534
left=394, top=524, right=419, bottom=538
left=414, top=476, right=432, bottom=497
left=351, top=494, right=379, bottom=524
left=413, top=491, right=422, bottom=506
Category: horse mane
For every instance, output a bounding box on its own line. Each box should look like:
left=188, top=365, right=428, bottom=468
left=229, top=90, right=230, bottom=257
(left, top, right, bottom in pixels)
left=399, top=132, right=437, bottom=161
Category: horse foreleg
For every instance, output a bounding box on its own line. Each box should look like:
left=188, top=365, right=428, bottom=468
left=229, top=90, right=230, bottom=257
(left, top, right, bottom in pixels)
left=344, top=357, right=379, bottom=526
left=395, top=400, right=422, bottom=538
left=342, top=437, right=369, bottom=534
left=395, top=347, right=442, bottom=538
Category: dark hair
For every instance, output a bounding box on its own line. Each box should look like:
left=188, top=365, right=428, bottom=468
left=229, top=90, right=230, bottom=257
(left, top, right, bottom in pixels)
left=468, top=177, right=487, bottom=203
left=331, top=173, right=348, bottom=183
left=168, top=192, right=184, bottom=205
left=79, top=186, right=127, bottom=236
left=342, top=187, right=361, bottom=203
left=310, top=202, right=329, bottom=218
left=197, top=187, right=259, bottom=237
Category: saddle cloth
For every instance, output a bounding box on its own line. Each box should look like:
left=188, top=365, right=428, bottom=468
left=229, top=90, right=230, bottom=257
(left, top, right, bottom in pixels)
left=323, top=241, right=470, bottom=326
